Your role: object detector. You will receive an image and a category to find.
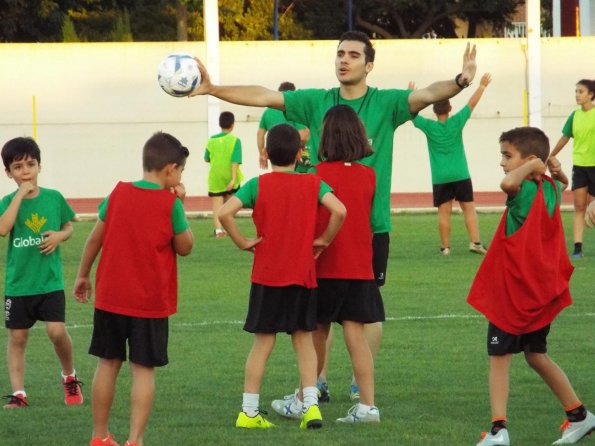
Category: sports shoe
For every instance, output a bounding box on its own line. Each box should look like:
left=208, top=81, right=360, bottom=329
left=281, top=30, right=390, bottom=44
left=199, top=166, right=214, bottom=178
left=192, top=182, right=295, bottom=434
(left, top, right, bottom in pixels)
left=571, top=251, right=584, bottom=259
left=476, top=429, right=510, bottom=445
left=469, top=242, right=487, bottom=255
left=89, top=434, right=119, bottom=446
left=3, top=394, right=28, bottom=408
left=271, top=390, right=303, bottom=419
left=235, top=411, right=276, bottom=429
left=440, top=247, right=451, bottom=256
left=299, top=405, right=323, bottom=429
left=124, top=443, right=140, bottom=446
left=349, top=383, right=360, bottom=401
left=317, top=381, right=330, bottom=403
left=214, top=229, right=227, bottom=238
left=63, top=375, right=84, bottom=405
left=553, top=411, right=595, bottom=444
left=336, top=404, right=380, bottom=423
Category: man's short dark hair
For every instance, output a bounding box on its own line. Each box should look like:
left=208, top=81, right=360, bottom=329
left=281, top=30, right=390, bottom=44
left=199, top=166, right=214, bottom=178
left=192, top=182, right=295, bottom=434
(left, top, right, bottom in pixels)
left=1, top=137, right=41, bottom=170
left=266, top=123, right=301, bottom=166
left=143, top=132, right=189, bottom=172
left=219, top=111, right=235, bottom=129
left=499, top=127, right=549, bottom=162
left=433, top=100, right=451, bottom=115
left=278, top=82, right=296, bottom=92
left=339, top=31, right=375, bottom=63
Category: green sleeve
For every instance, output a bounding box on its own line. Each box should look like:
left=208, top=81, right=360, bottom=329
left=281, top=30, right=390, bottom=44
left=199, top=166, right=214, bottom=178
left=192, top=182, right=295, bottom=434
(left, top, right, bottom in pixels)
left=283, top=89, right=326, bottom=128
left=204, top=148, right=210, bottom=162
left=413, top=114, right=429, bottom=130
left=58, top=192, right=75, bottom=223
left=318, top=180, right=333, bottom=202
left=562, top=111, right=575, bottom=137
left=450, top=105, right=472, bottom=127
left=97, top=196, right=109, bottom=222
left=392, top=89, right=414, bottom=128
left=259, top=111, right=267, bottom=130
left=231, top=138, right=242, bottom=163
left=234, top=177, right=259, bottom=208
left=172, top=198, right=189, bottom=234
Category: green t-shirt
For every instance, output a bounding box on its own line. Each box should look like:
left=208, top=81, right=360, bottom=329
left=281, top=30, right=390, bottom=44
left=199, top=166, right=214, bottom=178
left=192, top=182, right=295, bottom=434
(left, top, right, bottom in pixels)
left=561, top=108, right=595, bottom=166
left=284, top=87, right=413, bottom=233
left=98, top=180, right=189, bottom=234
left=0, top=188, right=75, bottom=296
left=259, top=108, right=306, bottom=131
left=413, top=105, right=472, bottom=184
left=204, top=132, right=244, bottom=193
left=235, top=172, right=333, bottom=208
left=506, top=179, right=560, bottom=236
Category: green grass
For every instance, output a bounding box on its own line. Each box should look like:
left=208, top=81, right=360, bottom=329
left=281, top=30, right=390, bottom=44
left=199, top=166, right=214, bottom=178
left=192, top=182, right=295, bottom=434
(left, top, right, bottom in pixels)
left=0, top=213, right=594, bottom=445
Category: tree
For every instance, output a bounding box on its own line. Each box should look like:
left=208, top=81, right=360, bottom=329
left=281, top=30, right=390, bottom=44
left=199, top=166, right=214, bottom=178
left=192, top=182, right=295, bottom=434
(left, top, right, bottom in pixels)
left=293, top=0, right=525, bottom=39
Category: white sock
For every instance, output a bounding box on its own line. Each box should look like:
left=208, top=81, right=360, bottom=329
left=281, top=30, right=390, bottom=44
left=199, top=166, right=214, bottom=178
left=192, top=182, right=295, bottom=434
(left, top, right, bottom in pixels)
left=302, top=386, right=318, bottom=410
left=61, top=369, right=76, bottom=380
left=242, top=392, right=259, bottom=417
left=13, top=390, right=26, bottom=398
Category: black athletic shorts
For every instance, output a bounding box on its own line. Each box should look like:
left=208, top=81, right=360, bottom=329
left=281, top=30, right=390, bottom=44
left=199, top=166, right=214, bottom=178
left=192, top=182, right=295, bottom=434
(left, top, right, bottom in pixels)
left=208, top=187, right=239, bottom=197
left=89, top=309, right=169, bottom=367
left=244, top=283, right=317, bottom=334
left=432, top=178, right=474, bottom=207
left=317, top=279, right=385, bottom=324
left=571, top=165, right=595, bottom=196
left=372, top=232, right=389, bottom=287
left=487, top=322, right=550, bottom=356
left=5, top=290, right=66, bottom=329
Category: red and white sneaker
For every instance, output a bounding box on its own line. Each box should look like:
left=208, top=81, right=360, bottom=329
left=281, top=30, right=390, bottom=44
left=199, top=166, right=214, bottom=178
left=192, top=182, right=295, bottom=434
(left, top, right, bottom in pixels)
left=3, top=393, right=28, bottom=408
left=63, top=375, right=84, bottom=405
left=124, top=442, right=141, bottom=446
left=89, top=434, right=119, bottom=446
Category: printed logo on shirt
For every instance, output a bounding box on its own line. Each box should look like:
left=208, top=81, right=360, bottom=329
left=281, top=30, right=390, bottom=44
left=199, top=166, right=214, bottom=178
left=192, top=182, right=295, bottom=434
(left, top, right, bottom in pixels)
left=490, top=336, right=499, bottom=345
left=25, top=213, right=47, bottom=233
left=13, top=213, right=47, bottom=249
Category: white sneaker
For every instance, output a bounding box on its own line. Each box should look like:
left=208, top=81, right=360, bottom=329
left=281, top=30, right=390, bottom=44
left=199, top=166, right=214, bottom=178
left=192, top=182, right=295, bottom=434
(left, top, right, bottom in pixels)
left=336, top=404, right=380, bottom=423
left=271, top=389, right=303, bottom=420
left=553, top=411, right=595, bottom=444
left=440, top=247, right=451, bottom=256
left=476, top=429, right=510, bottom=446
left=469, top=242, right=487, bottom=255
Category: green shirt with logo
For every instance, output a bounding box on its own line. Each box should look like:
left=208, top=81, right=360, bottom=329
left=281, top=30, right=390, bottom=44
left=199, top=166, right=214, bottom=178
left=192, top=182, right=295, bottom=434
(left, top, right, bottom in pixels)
left=284, top=87, right=413, bottom=233
left=0, top=188, right=75, bottom=296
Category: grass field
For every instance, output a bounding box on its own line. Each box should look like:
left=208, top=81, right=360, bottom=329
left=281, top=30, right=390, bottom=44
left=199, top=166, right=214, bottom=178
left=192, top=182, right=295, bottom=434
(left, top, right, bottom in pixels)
left=0, top=213, right=594, bottom=446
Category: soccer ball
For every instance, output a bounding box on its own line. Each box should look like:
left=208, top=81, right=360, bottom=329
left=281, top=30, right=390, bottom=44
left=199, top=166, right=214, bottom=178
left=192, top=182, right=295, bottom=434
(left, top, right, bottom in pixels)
left=157, top=53, right=201, bottom=97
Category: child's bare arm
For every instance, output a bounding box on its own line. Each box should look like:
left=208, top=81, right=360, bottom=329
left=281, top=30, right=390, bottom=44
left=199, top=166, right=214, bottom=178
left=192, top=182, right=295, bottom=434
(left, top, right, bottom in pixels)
left=173, top=228, right=193, bottom=256
left=73, top=220, right=105, bottom=303
left=0, top=182, right=36, bottom=236
left=313, top=192, right=347, bottom=258
left=546, top=156, right=569, bottom=191
left=40, top=221, right=73, bottom=255
left=219, top=196, right=261, bottom=251
left=226, top=163, right=239, bottom=191
left=467, top=73, right=491, bottom=110
left=550, top=135, right=571, bottom=159
left=500, top=158, right=545, bottom=196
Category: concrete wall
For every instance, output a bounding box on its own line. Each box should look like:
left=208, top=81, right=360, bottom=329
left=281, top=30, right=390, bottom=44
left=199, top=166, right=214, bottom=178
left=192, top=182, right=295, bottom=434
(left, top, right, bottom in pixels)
left=0, top=38, right=594, bottom=199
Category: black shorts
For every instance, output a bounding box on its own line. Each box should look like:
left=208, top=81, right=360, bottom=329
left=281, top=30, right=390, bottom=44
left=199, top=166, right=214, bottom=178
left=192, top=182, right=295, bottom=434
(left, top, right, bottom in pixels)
left=432, top=178, right=474, bottom=207
left=244, top=284, right=317, bottom=334
left=89, top=309, right=169, bottom=367
left=5, top=290, right=65, bottom=329
left=372, top=232, right=390, bottom=287
left=571, top=165, right=595, bottom=195
left=208, top=188, right=239, bottom=197
left=317, top=279, right=385, bottom=324
left=487, top=322, right=550, bottom=356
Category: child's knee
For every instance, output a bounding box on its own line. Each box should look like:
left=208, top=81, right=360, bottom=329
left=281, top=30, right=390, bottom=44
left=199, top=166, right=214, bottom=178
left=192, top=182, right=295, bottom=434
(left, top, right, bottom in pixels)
left=46, top=323, right=70, bottom=344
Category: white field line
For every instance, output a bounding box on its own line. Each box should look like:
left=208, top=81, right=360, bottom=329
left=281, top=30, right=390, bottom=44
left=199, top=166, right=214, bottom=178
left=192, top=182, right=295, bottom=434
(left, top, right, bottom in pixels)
left=24, top=312, right=595, bottom=331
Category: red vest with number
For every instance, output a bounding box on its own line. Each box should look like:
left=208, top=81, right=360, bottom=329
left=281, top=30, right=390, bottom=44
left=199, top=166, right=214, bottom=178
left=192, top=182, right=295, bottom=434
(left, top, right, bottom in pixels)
left=95, top=182, right=178, bottom=318
left=467, top=177, right=573, bottom=335
left=251, top=172, right=319, bottom=288
left=314, top=161, right=375, bottom=279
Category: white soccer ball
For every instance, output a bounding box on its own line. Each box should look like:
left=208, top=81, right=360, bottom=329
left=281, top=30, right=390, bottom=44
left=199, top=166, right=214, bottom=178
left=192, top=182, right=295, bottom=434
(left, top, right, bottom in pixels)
left=157, top=53, right=201, bottom=97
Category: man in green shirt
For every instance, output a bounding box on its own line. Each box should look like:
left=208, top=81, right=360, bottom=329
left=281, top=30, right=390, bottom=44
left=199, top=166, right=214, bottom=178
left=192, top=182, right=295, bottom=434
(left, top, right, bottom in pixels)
left=190, top=30, right=477, bottom=405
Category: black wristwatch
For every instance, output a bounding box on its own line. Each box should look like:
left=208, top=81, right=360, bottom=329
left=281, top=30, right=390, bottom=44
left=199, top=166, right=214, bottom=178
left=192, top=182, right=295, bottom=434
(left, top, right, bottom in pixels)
left=455, top=73, right=470, bottom=89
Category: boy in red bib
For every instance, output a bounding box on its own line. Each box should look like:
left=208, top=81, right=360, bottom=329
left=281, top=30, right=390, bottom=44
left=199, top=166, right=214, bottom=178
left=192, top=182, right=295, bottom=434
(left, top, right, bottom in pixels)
left=218, top=123, right=346, bottom=430
left=73, top=132, right=194, bottom=446
left=468, top=127, right=595, bottom=445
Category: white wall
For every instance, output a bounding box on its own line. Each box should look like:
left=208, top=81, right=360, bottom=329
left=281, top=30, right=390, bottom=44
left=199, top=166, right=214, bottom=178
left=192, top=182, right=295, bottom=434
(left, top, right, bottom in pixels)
left=0, top=38, right=593, bottom=198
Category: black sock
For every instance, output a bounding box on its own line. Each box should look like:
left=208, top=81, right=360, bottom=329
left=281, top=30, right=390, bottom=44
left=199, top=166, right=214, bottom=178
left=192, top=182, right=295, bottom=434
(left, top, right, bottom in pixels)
left=490, top=420, right=507, bottom=435
left=567, top=405, right=587, bottom=422
left=574, top=242, right=583, bottom=253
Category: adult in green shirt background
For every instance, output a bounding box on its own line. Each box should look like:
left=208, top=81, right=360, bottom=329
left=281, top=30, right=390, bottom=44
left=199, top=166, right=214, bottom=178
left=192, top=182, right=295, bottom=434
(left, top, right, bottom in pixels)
left=190, top=30, right=477, bottom=402
left=256, top=81, right=310, bottom=171
left=550, top=79, right=595, bottom=258
left=412, top=73, right=491, bottom=256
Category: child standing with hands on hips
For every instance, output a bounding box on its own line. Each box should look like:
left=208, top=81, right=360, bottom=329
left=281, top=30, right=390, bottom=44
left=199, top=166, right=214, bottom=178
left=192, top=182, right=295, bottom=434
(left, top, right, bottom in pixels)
left=468, top=127, right=595, bottom=445
left=218, top=123, right=346, bottom=430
